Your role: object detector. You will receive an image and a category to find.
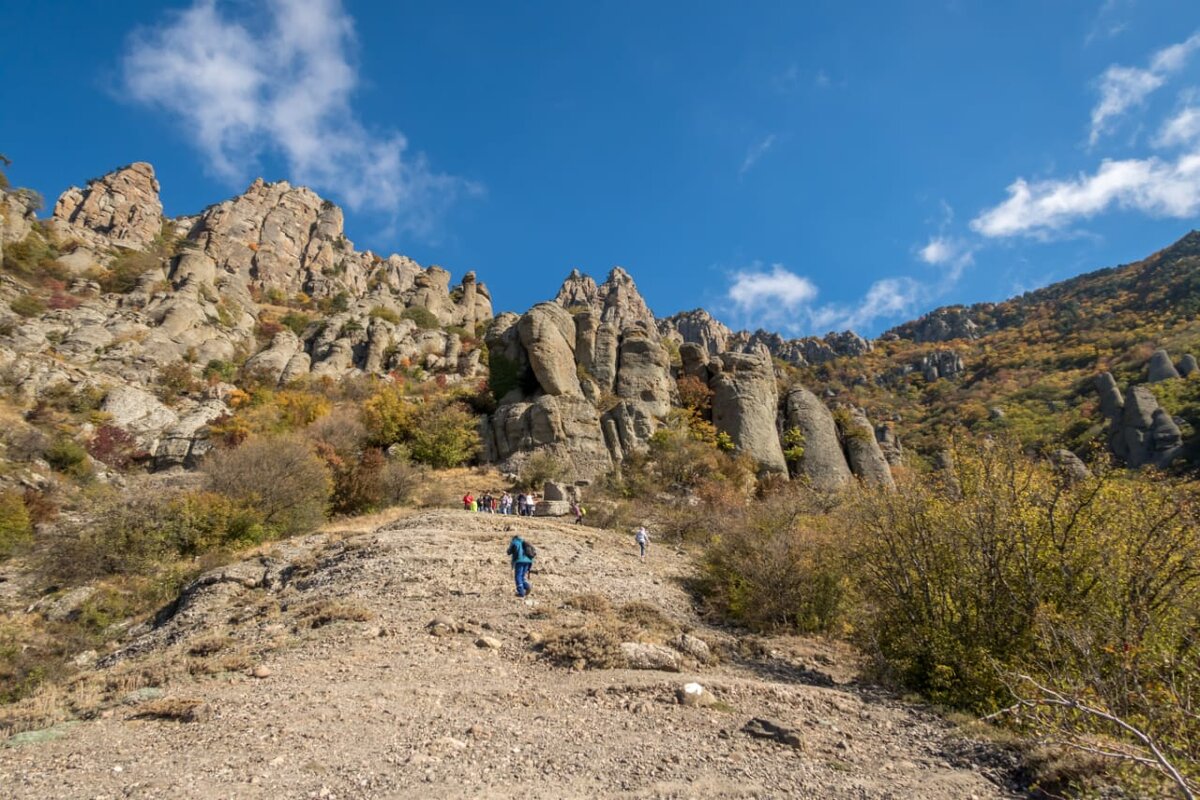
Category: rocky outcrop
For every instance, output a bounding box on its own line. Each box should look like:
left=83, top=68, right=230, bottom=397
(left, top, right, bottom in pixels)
left=885, top=306, right=984, bottom=343
left=838, top=408, right=895, bottom=488
left=875, top=423, right=903, bottom=466
left=657, top=309, right=731, bottom=355
left=782, top=386, right=853, bottom=490
left=1050, top=449, right=1092, bottom=483
left=518, top=303, right=581, bottom=397
left=705, top=350, right=787, bottom=474
left=1148, top=348, right=1180, bottom=382
left=879, top=349, right=964, bottom=385
left=52, top=162, right=164, bottom=249
left=555, top=267, right=656, bottom=332
left=1179, top=353, right=1198, bottom=377
left=1096, top=372, right=1185, bottom=470
left=659, top=311, right=871, bottom=367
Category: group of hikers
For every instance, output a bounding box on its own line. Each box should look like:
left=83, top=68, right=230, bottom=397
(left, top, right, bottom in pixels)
left=462, top=491, right=537, bottom=516
left=504, top=523, right=651, bottom=599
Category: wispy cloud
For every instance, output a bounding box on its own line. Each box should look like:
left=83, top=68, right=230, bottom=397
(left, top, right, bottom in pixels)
left=1089, top=31, right=1200, bottom=145
left=1084, top=0, right=1132, bottom=47
left=724, top=263, right=922, bottom=335
left=121, top=0, right=475, bottom=236
left=971, top=32, right=1200, bottom=239
left=738, top=134, right=777, bottom=178
left=918, top=235, right=975, bottom=280
left=970, top=154, right=1200, bottom=238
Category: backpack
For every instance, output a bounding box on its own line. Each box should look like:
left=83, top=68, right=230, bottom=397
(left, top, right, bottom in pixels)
left=522, top=541, right=537, bottom=561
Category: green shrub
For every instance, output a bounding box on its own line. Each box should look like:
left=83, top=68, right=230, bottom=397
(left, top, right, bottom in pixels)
left=0, top=491, right=33, bottom=559
left=406, top=399, right=479, bottom=468
left=45, top=438, right=90, bottom=478
left=488, top=350, right=520, bottom=402
left=368, top=306, right=401, bottom=324
left=203, top=359, right=238, bottom=383
left=1, top=232, right=59, bottom=280
left=700, top=485, right=847, bottom=634
left=204, top=436, right=332, bottom=538
left=400, top=306, right=440, bottom=330
left=100, top=250, right=160, bottom=294
left=280, top=311, right=314, bottom=337
left=517, top=451, right=562, bottom=491
left=9, top=294, right=45, bottom=318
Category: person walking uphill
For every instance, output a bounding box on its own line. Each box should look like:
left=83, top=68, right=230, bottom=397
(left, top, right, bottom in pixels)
left=507, top=535, right=536, bottom=598
left=635, top=525, right=650, bottom=559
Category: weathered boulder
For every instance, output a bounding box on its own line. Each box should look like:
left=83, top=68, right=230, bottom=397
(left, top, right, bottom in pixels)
left=1150, top=409, right=1184, bottom=469
left=1095, top=372, right=1124, bottom=422
left=1050, top=449, right=1092, bottom=483
left=484, top=395, right=611, bottom=480
left=1148, top=348, right=1181, bottom=382
left=709, top=351, right=786, bottom=474
left=518, top=303, right=581, bottom=397
left=838, top=408, right=895, bottom=488
left=154, top=400, right=228, bottom=470
left=52, top=162, right=163, bottom=249
left=1179, top=353, right=1199, bottom=377
left=782, top=385, right=852, bottom=490
left=614, top=334, right=673, bottom=420
left=101, top=385, right=179, bottom=450
left=875, top=423, right=903, bottom=466
left=242, top=330, right=306, bottom=386
left=619, top=642, right=681, bottom=671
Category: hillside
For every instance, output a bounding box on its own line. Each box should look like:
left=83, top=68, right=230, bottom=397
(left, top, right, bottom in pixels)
left=0, top=510, right=1013, bottom=799
left=790, top=231, right=1200, bottom=465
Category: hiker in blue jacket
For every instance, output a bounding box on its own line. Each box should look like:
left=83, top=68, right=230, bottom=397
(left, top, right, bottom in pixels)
left=507, top=535, right=535, bottom=597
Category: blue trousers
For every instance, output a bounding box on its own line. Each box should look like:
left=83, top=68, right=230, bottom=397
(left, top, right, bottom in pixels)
left=514, top=563, right=531, bottom=597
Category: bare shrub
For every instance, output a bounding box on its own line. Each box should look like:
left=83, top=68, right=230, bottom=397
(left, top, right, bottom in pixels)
left=540, top=625, right=625, bottom=669
left=204, top=436, right=331, bottom=538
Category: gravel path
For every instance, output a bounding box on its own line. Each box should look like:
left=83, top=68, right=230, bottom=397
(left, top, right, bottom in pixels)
left=0, top=510, right=1016, bottom=799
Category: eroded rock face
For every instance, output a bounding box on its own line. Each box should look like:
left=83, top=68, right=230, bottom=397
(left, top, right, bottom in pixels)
left=886, top=306, right=983, bottom=343
left=708, top=351, right=787, bottom=474
left=1097, top=376, right=1184, bottom=470
left=1148, top=348, right=1181, bottom=382
left=1179, top=353, right=1199, bottom=377
left=52, top=162, right=164, bottom=249
left=555, top=267, right=656, bottom=331
left=518, top=303, right=581, bottom=397
left=837, top=408, right=895, bottom=488
left=659, top=310, right=871, bottom=367
left=782, top=385, right=852, bottom=490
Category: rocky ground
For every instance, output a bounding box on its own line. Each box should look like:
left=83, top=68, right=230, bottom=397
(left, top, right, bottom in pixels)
left=0, top=510, right=1017, bottom=799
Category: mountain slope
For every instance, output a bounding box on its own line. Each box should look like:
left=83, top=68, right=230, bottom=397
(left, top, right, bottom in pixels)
left=0, top=510, right=1013, bottom=799
left=793, top=231, right=1200, bottom=464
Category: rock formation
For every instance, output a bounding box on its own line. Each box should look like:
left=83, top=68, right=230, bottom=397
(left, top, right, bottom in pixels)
left=781, top=386, right=853, bottom=490
left=838, top=408, right=895, bottom=488
left=1, top=164, right=493, bottom=471
left=884, top=306, right=984, bottom=343
left=1148, top=348, right=1181, bottom=382
left=660, top=309, right=871, bottom=367
left=689, top=347, right=787, bottom=474
left=1095, top=372, right=1184, bottom=469
left=51, top=162, right=164, bottom=250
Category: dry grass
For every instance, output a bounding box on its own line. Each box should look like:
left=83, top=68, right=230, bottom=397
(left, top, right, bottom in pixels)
left=618, top=601, right=677, bottom=635
left=295, top=598, right=373, bottom=629
left=188, top=651, right=254, bottom=676
left=187, top=633, right=231, bottom=657
left=564, top=593, right=613, bottom=614
left=128, top=697, right=208, bottom=723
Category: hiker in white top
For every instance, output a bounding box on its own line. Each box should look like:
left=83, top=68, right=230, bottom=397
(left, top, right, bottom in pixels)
left=635, top=525, right=649, bottom=559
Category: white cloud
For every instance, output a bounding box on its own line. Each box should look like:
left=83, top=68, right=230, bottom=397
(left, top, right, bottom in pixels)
left=809, top=278, right=923, bottom=333
left=728, top=263, right=817, bottom=315
left=738, top=134, right=777, bottom=178
left=725, top=264, right=921, bottom=335
left=970, top=152, right=1200, bottom=238
left=122, top=0, right=472, bottom=235
left=917, top=234, right=975, bottom=281
left=1155, top=104, right=1200, bottom=148
left=1089, top=31, right=1200, bottom=145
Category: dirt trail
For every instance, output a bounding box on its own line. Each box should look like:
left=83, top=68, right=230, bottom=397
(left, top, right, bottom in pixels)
left=0, top=510, right=1015, bottom=799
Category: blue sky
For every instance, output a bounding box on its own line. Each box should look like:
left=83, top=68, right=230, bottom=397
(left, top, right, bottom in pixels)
left=3, top=1, right=1200, bottom=336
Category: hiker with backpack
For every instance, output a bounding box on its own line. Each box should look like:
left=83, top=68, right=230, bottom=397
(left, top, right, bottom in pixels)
left=507, top=534, right=536, bottom=597
left=571, top=502, right=585, bottom=525
left=462, top=492, right=474, bottom=511
left=635, top=525, right=649, bottom=559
